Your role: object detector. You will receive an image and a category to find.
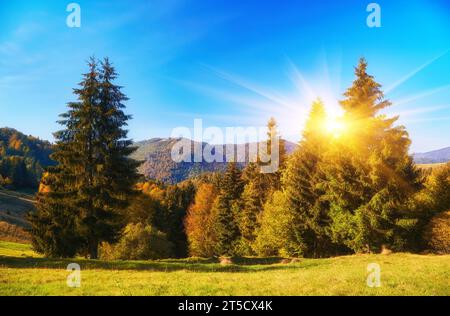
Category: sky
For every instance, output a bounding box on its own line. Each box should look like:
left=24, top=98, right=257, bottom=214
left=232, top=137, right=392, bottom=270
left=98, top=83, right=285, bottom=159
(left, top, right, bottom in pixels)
left=1, top=0, right=450, bottom=153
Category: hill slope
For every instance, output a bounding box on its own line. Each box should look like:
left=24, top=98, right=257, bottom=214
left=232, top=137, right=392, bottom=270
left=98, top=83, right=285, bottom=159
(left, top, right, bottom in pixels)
left=0, top=189, right=35, bottom=227
left=0, top=127, right=54, bottom=188
left=131, top=138, right=297, bottom=183
left=414, top=147, right=450, bottom=164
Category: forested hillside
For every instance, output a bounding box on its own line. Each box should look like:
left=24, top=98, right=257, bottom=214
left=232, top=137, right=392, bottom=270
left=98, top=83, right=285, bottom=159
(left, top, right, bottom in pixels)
left=132, top=138, right=296, bottom=184
left=0, top=128, right=54, bottom=189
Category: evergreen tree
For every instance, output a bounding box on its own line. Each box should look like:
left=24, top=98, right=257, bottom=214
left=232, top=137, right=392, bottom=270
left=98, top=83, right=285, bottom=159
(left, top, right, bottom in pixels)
left=212, top=162, right=244, bottom=256
left=235, top=162, right=265, bottom=255
left=281, top=100, right=339, bottom=257
left=263, top=117, right=287, bottom=192
left=322, top=58, right=422, bottom=252
left=29, top=57, right=140, bottom=258
left=160, top=181, right=196, bottom=257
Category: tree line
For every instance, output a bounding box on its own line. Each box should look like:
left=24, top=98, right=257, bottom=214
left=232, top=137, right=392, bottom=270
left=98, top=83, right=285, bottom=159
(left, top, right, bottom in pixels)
left=29, top=57, right=450, bottom=259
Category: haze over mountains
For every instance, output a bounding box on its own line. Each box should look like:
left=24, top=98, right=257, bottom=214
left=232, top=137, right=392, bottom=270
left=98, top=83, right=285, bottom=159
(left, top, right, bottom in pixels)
left=413, top=147, right=450, bottom=164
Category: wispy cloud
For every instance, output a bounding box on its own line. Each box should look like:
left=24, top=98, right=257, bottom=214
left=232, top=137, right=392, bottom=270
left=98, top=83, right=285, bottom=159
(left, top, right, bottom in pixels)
left=205, top=65, right=300, bottom=112
left=385, top=51, right=449, bottom=94
left=392, top=84, right=450, bottom=107
left=389, top=104, right=450, bottom=118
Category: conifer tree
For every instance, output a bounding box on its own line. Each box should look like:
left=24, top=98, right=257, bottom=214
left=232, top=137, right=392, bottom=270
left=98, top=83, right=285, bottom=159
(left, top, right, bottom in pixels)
left=282, top=100, right=338, bottom=257
left=29, top=58, right=140, bottom=258
left=235, top=162, right=265, bottom=255
left=323, top=58, right=421, bottom=252
left=212, top=162, right=244, bottom=256
left=234, top=118, right=287, bottom=255
left=264, top=117, right=287, bottom=192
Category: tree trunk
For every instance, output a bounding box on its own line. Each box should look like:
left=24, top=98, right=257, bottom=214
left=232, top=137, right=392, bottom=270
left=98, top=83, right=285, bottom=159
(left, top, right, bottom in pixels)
left=89, top=239, right=98, bottom=259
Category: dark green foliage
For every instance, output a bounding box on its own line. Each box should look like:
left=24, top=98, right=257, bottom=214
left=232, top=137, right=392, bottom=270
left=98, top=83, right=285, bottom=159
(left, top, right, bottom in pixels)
left=237, top=163, right=265, bottom=255
left=158, top=181, right=196, bottom=257
left=282, top=100, right=341, bottom=257
left=29, top=57, right=140, bottom=258
left=212, top=162, right=244, bottom=256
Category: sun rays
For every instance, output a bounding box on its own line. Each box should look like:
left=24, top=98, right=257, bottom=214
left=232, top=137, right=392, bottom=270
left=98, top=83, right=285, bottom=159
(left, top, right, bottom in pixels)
left=176, top=52, right=450, bottom=144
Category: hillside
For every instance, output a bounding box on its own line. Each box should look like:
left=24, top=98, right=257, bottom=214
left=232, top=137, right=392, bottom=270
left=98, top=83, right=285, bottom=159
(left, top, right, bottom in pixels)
left=414, top=147, right=450, bottom=164
left=0, top=128, right=54, bottom=189
left=131, top=138, right=297, bottom=183
left=0, top=189, right=35, bottom=227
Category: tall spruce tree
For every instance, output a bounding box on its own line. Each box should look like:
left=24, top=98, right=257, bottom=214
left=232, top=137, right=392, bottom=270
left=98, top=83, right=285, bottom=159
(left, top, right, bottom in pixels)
left=236, top=162, right=265, bottom=255
left=29, top=58, right=140, bottom=258
left=322, top=58, right=422, bottom=252
left=264, top=117, right=287, bottom=192
left=282, top=100, right=338, bottom=257
left=236, top=118, right=287, bottom=255
left=212, top=162, right=244, bottom=256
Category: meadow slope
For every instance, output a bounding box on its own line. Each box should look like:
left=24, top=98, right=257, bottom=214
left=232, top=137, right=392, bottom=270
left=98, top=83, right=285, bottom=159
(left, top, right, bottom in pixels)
left=0, top=241, right=448, bottom=296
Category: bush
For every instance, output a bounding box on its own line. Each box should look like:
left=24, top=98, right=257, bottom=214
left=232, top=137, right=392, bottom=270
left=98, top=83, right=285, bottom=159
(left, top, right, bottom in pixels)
left=100, top=223, right=175, bottom=260
left=423, top=211, right=450, bottom=254
left=0, top=221, right=31, bottom=243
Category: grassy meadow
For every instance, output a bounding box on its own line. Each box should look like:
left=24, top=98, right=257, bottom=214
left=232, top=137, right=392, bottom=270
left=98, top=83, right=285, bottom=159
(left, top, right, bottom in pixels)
left=0, top=241, right=448, bottom=296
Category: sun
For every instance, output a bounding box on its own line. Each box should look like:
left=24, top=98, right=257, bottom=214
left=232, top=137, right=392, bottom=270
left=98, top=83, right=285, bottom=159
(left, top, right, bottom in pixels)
left=324, top=116, right=347, bottom=138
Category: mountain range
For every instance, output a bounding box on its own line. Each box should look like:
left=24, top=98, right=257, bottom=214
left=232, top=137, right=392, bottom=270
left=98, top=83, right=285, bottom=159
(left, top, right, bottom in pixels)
left=413, top=147, right=450, bottom=164
left=1, top=127, right=449, bottom=185
left=130, top=138, right=297, bottom=183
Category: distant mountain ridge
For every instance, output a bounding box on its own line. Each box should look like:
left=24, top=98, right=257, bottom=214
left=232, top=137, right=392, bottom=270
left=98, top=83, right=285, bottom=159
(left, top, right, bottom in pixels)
left=413, top=147, right=450, bottom=164
left=131, top=137, right=297, bottom=184
left=1, top=128, right=449, bottom=185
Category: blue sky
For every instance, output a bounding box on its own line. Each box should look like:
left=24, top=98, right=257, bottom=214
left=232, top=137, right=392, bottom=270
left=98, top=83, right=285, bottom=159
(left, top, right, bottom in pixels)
left=0, top=0, right=450, bottom=152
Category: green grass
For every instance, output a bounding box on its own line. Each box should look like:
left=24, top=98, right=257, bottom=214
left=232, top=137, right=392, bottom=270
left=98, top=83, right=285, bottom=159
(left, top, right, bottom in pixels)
left=0, top=241, right=39, bottom=258
left=0, top=241, right=448, bottom=296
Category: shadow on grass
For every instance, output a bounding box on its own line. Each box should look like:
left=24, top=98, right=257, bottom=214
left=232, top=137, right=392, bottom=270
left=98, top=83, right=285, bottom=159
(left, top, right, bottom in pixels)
left=0, top=255, right=330, bottom=273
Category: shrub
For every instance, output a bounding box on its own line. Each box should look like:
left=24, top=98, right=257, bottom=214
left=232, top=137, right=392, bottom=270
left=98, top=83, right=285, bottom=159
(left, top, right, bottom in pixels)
left=100, top=223, right=175, bottom=260
left=0, top=221, right=31, bottom=243
left=422, top=211, right=450, bottom=254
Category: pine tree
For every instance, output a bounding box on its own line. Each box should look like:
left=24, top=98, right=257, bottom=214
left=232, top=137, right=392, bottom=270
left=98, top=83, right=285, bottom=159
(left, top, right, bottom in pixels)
left=323, top=58, right=422, bottom=252
left=29, top=57, right=140, bottom=258
left=161, top=181, right=196, bottom=257
left=212, top=162, right=244, bottom=256
left=263, top=117, right=287, bottom=192
left=281, top=100, right=339, bottom=257
left=235, top=162, right=265, bottom=255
